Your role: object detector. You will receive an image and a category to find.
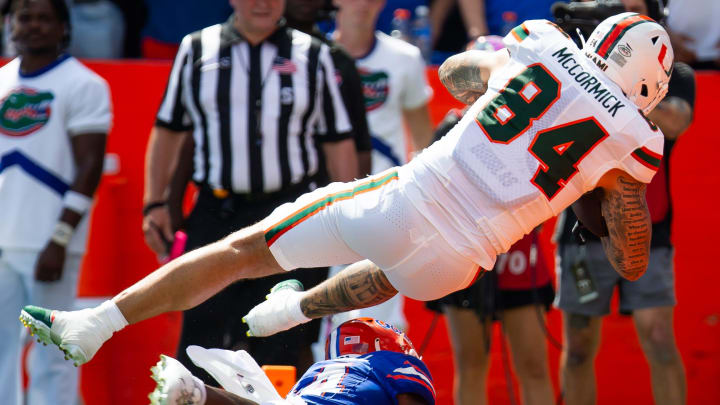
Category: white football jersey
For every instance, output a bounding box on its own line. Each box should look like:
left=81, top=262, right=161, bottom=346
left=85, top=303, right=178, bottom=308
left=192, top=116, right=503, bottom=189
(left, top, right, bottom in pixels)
left=403, top=20, right=664, bottom=270
left=356, top=32, right=432, bottom=173
left=0, top=55, right=112, bottom=253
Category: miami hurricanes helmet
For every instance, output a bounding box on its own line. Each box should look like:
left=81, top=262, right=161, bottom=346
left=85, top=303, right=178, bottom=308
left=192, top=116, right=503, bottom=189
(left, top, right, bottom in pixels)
left=583, top=12, right=673, bottom=114
left=325, top=318, right=419, bottom=360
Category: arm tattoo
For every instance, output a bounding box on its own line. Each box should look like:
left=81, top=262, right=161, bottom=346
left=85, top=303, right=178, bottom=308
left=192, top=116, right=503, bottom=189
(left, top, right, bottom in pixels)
left=599, top=175, right=651, bottom=281
left=438, top=53, right=489, bottom=105
left=300, top=260, right=398, bottom=319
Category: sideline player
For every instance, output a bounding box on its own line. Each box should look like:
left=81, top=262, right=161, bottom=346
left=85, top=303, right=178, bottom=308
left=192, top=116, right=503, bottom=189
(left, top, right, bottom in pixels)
left=1, top=0, right=111, bottom=404
left=20, top=13, right=673, bottom=367
left=148, top=318, right=434, bottom=405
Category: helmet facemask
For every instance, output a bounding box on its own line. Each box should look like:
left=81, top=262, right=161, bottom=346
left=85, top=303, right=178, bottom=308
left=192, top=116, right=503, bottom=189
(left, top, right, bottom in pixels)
left=628, top=73, right=670, bottom=115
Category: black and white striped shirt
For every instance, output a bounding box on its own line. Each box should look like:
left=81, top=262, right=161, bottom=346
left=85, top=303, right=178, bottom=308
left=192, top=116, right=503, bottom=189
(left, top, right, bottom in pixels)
left=156, top=17, right=352, bottom=194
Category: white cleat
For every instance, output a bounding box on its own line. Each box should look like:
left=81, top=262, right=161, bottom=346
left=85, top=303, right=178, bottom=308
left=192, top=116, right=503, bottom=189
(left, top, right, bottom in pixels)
left=19, top=305, right=112, bottom=367
left=149, top=355, right=206, bottom=405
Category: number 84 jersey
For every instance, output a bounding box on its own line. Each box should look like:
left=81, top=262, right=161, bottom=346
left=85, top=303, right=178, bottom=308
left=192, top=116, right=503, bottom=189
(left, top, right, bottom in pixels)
left=403, top=19, right=664, bottom=269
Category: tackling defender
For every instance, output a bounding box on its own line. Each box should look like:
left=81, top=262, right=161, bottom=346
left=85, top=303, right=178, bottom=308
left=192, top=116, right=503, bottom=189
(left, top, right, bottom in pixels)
left=148, top=318, right=433, bottom=405
left=20, top=13, right=673, bottom=367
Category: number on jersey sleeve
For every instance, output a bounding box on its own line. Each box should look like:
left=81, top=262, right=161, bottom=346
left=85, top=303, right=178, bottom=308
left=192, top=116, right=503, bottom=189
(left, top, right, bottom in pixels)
left=292, top=364, right=350, bottom=396
left=475, top=64, right=609, bottom=199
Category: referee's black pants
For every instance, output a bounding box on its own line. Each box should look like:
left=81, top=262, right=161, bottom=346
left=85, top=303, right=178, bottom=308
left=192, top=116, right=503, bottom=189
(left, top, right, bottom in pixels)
left=175, top=184, right=328, bottom=383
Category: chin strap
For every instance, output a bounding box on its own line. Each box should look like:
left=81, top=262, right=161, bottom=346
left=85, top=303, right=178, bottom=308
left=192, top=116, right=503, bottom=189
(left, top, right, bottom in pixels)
left=576, top=28, right=587, bottom=48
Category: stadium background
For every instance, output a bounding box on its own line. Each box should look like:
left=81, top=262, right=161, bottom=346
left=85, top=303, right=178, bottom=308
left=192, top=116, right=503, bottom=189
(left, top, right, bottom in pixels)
left=4, top=59, right=719, bottom=404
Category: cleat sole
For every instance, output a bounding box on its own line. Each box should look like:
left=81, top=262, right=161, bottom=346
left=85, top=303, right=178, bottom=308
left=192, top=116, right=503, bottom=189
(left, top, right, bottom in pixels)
left=147, top=354, right=204, bottom=405
left=19, top=310, right=86, bottom=367
left=20, top=310, right=58, bottom=347
left=148, top=355, right=171, bottom=405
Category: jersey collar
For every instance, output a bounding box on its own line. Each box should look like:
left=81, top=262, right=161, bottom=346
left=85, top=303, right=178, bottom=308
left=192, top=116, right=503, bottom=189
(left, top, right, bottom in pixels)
left=220, top=14, right=288, bottom=47
left=18, top=53, right=71, bottom=79
left=353, top=33, right=378, bottom=61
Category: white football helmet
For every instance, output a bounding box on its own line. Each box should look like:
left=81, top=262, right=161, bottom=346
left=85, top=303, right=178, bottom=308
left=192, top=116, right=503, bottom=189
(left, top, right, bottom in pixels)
left=583, top=12, right=673, bottom=114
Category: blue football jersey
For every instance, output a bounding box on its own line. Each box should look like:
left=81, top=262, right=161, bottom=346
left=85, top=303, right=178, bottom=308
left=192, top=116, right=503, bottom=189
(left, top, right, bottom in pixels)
left=287, top=351, right=435, bottom=404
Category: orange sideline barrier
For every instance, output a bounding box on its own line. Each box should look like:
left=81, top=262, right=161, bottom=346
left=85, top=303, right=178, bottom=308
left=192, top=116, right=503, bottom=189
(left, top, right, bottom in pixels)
left=2, top=58, right=718, bottom=404
left=262, top=365, right=297, bottom=398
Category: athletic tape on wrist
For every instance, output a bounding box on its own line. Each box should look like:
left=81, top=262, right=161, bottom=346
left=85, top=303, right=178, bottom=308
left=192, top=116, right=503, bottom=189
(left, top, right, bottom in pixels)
left=50, top=222, right=74, bottom=247
left=98, top=300, right=129, bottom=332
left=63, top=191, right=92, bottom=215
left=286, top=291, right=311, bottom=323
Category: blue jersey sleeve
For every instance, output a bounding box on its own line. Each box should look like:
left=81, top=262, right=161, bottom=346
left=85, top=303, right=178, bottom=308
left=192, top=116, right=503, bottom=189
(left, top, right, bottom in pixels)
left=369, top=352, right=436, bottom=405
left=289, top=353, right=435, bottom=405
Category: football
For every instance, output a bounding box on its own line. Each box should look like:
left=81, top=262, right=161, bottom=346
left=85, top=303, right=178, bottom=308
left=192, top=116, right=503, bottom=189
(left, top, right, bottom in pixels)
left=571, top=188, right=609, bottom=237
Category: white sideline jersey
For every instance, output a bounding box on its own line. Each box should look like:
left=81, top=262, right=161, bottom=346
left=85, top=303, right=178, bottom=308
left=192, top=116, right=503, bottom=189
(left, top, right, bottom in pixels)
left=403, top=20, right=664, bottom=270
left=0, top=55, right=112, bottom=253
left=357, top=32, right=432, bottom=173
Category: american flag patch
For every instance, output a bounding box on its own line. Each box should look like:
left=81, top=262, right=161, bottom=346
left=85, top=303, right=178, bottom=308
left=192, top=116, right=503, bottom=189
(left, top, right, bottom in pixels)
left=343, top=336, right=360, bottom=345
left=272, top=57, right=297, bottom=74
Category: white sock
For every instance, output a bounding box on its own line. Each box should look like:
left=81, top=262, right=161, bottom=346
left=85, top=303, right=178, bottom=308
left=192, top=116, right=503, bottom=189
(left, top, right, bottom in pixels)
left=95, top=300, right=129, bottom=333
left=285, top=291, right=311, bottom=324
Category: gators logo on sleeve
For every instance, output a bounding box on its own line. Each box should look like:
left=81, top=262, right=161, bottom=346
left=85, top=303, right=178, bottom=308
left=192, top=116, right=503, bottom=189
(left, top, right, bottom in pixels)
left=359, top=68, right=389, bottom=112
left=0, top=87, right=54, bottom=137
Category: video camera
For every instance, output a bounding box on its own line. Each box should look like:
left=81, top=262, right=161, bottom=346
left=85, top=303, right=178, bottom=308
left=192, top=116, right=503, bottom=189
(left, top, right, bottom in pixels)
left=552, top=0, right=666, bottom=39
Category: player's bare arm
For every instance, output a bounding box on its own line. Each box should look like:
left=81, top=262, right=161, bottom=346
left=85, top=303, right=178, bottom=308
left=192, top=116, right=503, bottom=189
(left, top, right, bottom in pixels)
left=301, top=260, right=398, bottom=318
left=322, top=137, right=359, bottom=182
left=206, top=385, right=259, bottom=405
left=596, top=169, right=652, bottom=281
left=35, top=132, right=106, bottom=282
left=403, top=104, right=434, bottom=150
left=647, top=96, right=693, bottom=140
left=438, top=49, right=509, bottom=105
left=143, top=126, right=190, bottom=255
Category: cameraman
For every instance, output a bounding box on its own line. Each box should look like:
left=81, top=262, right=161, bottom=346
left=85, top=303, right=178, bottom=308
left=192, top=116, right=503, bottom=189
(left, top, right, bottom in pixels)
left=554, top=1, right=694, bottom=404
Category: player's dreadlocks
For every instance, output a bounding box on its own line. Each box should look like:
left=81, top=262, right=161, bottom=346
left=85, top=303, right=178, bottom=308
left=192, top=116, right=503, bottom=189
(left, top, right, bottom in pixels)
left=9, top=0, right=72, bottom=50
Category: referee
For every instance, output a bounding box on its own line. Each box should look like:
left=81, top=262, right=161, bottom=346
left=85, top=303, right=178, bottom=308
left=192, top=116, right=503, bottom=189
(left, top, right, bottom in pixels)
left=142, top=0, right=358, bottom=380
